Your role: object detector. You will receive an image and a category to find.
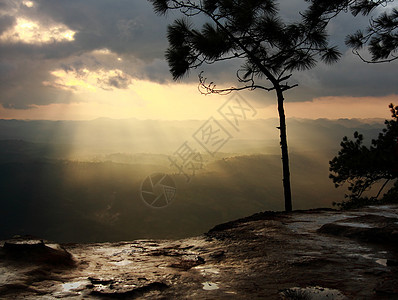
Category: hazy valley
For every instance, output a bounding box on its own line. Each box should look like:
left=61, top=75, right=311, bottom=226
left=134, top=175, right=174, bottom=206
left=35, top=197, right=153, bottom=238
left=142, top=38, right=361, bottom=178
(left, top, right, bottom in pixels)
left=0, top=118, right=386, bottom=242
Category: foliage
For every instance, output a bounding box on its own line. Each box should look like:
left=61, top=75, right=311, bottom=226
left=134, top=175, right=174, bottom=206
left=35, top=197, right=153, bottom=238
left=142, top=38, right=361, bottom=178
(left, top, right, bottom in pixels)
left=330, top=104, right=398, bottom=208
left=150, top=0, right=341, bottom=86
left=380, top=180, right=398, bottom=203
left=306, top=0, right=398, bottom=63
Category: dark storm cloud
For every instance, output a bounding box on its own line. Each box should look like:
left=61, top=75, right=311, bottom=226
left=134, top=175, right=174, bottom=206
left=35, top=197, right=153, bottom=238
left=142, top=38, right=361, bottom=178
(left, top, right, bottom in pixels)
left=34, top=0, right=169, bottom=61
left=0, top=0, right=18, bottom=11
left=0, top=0, right=396, bottom=110
left=0, top=0, right=174, bottom=108
left=0, top=58, right=74, bottom=109
left=223, top=5, right=398, bottom=105
left=302, top=52, right=398, bottom=98
left=0, top=14, right=15, bottom=34
left=0, top=0, right=169, bottom=62
left=97, top=70, right=132, bottom=90
left=283, top=8, right=398, bottom=102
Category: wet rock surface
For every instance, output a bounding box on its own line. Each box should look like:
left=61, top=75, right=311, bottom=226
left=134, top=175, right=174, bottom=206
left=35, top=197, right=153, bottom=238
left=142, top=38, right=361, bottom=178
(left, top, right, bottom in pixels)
left=0, top=205, right=397, bottom=299
left=318, top=214, right=398, bottom=245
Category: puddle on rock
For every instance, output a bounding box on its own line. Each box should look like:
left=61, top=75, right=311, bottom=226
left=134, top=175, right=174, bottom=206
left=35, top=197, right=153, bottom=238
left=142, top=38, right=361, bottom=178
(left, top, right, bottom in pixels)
left=286, top=213, right=357, bottom=234
left=202, top=282, right=219, bottom=290
left=358, top=254, right=388, bottom=267
left=376, top=259, right=388, bottom=267
left=195, top=265, right=220, bottom=274
left=111, top=260, right=131, bottom=266
left=335, top=222, right=374, bottom=228
left=62, top=280, right=87, bottom=292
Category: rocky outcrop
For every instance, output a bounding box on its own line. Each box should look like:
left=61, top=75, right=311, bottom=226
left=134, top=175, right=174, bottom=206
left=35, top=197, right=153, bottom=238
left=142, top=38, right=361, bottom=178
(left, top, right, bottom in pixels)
left=0, top=205, right=397, bottom=299
left=317, top=214, right=398, bottom=246
left=0, top=236, right=75, bottom=266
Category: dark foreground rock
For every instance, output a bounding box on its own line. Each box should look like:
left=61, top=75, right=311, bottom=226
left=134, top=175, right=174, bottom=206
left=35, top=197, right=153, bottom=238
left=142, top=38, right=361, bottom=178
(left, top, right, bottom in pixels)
left=0, top=205, right=397, bottom=299
left=317, top=214, right=398, bottom=245
left=0, top=236, right=75, bottom=266
left=89, top=281, right=169, bottom=298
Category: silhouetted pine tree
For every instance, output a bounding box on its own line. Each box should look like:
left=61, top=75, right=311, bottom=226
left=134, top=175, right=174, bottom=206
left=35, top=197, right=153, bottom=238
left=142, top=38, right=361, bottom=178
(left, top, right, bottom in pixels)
left=149, top=0, right=342, bottom=211
left=330, top=104, right=398, bottom=208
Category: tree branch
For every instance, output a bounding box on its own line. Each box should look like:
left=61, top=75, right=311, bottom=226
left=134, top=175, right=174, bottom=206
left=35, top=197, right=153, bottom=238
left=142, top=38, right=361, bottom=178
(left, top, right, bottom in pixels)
left=374, top=178, right=391, bottom=199
left=198, top=71, right=274, bottom=95
left=353, top=50, right=398, bottom=64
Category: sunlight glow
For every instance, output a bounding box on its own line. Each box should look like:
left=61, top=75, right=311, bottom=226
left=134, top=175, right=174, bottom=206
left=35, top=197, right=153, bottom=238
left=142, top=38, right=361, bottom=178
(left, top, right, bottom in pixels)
left=284, top=95, right=396, bottom=119
left=0, top=17, right=75, bottom=44
left=43, top=68, right=132, bottom=92
left=22, top=1, right=34, bottom=7
left=1, top=89, right=394, bottom=121
left=92, top=48, right=112, bottom=55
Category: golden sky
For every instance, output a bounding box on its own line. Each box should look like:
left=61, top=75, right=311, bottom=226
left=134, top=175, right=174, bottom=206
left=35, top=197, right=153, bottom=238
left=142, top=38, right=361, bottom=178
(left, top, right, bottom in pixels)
left=0, top=76, right=395, bottom=120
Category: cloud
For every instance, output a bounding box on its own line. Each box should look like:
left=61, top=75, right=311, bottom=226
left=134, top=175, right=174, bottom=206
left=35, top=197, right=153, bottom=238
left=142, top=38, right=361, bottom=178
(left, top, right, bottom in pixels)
left=0, top=58, right=75, bottom=109
left=0, top=0, right=174, bottom=108
left=0, top=14, right=16, bottom=34
left=99, top=70, right=131, bottom=90
left=45, top=66, right=133, bottom=91
left=0, top=0, right=396, bottom=111
left=34, top=0, right=169, bottom=61
left=286, top=49, right=398, bottom=102
left=0, top=17, right=75, bottom=44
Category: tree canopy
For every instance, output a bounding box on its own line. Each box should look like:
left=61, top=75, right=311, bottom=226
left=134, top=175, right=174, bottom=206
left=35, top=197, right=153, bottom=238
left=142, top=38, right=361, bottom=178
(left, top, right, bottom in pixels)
left=151, top=0, right=342, bottom=85
left=306, top=0, right=398, bottom=63
left=330, top=104, right=398, bottom=209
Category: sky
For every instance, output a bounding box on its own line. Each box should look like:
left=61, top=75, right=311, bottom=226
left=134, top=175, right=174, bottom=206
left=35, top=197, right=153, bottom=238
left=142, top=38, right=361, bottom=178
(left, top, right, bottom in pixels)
left=0, top=0, right=397, bottom=121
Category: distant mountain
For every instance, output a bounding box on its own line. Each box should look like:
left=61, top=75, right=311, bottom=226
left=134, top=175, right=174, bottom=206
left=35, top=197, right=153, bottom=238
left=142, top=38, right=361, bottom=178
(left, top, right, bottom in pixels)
left=0, top=118, right=385, bottom=157
left=0, top=140, right=72, bottom=163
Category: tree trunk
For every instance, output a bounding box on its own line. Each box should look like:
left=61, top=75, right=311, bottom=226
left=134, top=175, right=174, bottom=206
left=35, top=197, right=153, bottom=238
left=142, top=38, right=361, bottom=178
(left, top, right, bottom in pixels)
left=276, top=88, right=292, bottom=211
